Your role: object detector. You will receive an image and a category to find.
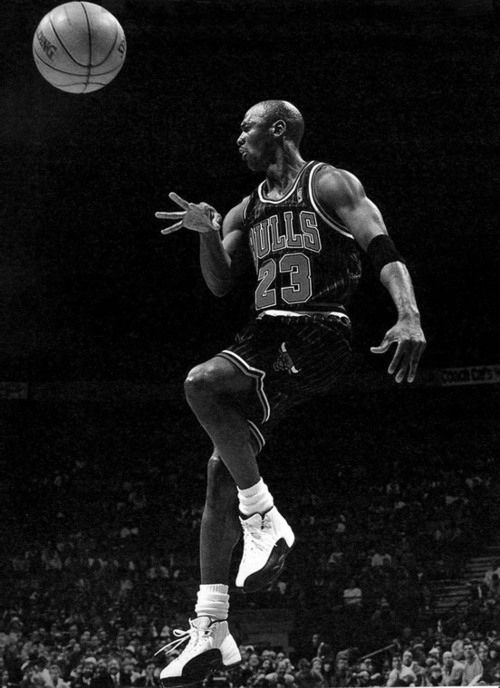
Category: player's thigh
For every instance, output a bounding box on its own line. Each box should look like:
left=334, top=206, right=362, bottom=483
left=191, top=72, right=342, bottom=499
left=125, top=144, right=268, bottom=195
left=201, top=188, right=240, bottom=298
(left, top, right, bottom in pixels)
left=184, top=354, right=254, bottom=399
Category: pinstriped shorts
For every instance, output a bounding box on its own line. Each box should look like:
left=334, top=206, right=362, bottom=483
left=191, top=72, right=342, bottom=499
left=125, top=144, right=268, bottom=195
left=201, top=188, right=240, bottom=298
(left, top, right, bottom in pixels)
left=217, top=309, right=353, bottom=453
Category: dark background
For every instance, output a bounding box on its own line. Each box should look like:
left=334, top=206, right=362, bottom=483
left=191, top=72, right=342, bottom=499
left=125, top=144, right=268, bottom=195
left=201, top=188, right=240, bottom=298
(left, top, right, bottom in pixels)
left=0, top=0, right=499, bottom=656
left=1, top=0, right=499, bottom=385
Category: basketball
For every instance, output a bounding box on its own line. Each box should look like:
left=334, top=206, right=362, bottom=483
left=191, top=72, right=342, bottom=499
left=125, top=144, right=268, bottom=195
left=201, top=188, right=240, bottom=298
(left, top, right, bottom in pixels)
left=32, top=2, right=126, bottom=94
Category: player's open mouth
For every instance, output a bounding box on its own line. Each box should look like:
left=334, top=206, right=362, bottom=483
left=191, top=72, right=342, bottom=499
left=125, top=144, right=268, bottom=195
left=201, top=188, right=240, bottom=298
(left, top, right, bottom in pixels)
left=239, top=149, right=247, bottom=159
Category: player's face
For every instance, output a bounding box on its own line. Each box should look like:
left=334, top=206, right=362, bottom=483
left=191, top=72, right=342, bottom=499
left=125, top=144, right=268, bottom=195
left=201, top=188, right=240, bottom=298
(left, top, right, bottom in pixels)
left=237, top=106, right=275, bottom=171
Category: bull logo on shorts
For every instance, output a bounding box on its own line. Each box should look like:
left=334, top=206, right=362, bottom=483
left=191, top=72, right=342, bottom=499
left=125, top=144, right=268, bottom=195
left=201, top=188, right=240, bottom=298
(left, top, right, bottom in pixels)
left=273, top=342, right=301, bottom=375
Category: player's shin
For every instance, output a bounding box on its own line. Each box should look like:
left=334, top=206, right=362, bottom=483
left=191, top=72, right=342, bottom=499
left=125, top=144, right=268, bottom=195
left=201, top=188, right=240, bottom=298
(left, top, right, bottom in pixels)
left=200, top=455, right=240, bottom=585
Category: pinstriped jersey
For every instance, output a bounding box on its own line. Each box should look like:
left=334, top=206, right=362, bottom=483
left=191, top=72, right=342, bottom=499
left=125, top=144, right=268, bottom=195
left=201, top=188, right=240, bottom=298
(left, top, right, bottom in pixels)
left=243, top=160, right=362, bottom=312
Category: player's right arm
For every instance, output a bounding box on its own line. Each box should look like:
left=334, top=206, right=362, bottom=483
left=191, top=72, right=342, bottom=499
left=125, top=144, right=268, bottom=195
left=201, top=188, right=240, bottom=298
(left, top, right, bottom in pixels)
left=155, top=192, right=250, bottom=298
left=199, top=198, right=249, bottom=297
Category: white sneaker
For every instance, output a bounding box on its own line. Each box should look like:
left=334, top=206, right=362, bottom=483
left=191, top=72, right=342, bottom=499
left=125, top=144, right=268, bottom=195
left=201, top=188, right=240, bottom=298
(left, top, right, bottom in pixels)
left=235, top=506, right=295, bottom=592
left=157, top=617, right=241, bottom=686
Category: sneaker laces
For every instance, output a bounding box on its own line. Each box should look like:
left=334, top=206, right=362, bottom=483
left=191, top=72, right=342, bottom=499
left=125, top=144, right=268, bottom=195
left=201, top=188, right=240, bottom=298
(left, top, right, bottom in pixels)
left=154, top=620, right=212, bottom=658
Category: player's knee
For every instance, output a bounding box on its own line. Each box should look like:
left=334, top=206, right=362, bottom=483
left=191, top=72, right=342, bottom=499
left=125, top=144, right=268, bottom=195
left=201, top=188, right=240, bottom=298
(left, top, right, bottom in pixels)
left=184, top=361, right=225, bottom=405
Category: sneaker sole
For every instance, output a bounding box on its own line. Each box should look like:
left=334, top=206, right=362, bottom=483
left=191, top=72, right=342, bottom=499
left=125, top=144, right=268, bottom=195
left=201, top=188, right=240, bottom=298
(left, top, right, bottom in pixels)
left=243, top=538, right=293, bottom=593
left=161, top=651, right=241, bottom=688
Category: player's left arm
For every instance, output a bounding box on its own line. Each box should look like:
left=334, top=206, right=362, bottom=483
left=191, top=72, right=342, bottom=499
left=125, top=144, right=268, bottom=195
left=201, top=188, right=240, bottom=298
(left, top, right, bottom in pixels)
left=315, top=166, right=426, bottom=383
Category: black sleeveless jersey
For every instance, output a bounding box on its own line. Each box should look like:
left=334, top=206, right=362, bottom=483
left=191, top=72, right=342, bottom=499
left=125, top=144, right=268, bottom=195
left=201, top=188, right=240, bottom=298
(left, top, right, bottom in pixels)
left=242, top=161, right=362, bottom=313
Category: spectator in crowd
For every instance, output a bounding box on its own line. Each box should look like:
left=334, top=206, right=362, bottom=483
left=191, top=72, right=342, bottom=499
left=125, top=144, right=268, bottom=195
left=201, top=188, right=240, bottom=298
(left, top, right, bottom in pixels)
left=31, top=657, right=52, bottom=688
left=71, top=657, right=97, bottom=688
left=481, top=644, right=500, bottom=685
left=441, top=650, right=464, bottom=686
left=264, top=661, right=295, bottom=687
left=401, top=650, right=423, bottom=683
left=428, top=663, right=443, bottom=686
left=318, top=659, right=334, bottom=687
left=460, top=639, right=482, bottom=686
left=486, top=573, right=500, bottom=600
left=385, top=654, right=416, bottom=687
left=330, top=652, right=352, bottom=687
left=293, top=659, right=322, bottom=688
left=48, top=665, right=70, bottom=688
left=451, top=634, right=466, bottom=662
left=120, top=660, right=141, bottom=688
left=483, top=561, right=500, bottom=590
left=88, top=663, right=113, bottom=688
left=19, top=663, right=46, bottom=688
left=133, top=662, right=159, bottom=688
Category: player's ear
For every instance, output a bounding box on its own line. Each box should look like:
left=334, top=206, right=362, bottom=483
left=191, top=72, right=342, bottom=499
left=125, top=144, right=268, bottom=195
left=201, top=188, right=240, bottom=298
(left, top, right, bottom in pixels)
left=272, top=119, right=286, bottom=138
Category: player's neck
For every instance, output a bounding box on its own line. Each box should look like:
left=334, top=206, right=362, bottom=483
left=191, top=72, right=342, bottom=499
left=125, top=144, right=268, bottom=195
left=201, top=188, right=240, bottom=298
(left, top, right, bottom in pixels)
left=265, top=148, right=306, bottom=195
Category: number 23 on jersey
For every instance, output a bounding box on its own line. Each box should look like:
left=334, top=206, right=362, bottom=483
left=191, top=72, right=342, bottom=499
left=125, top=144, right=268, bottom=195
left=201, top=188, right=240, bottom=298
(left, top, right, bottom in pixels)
left=255, top=253, right=312, bottom=310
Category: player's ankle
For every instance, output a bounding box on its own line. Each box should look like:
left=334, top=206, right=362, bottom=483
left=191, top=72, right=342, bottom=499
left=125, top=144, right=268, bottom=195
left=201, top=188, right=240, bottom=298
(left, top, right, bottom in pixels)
left=195, top=584, right=229, bottom=620
left=238, top=478, right=274, bottom=516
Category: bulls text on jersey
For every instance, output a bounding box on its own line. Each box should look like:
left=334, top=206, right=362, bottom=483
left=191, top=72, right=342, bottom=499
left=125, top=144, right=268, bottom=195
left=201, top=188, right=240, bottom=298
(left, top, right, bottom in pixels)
left=248, top=211, right=322, bottom=263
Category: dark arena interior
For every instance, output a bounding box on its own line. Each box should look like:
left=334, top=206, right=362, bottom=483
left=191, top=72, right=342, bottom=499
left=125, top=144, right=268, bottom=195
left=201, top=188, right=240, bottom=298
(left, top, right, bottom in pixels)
left=1, top=1, right=499, bottom=686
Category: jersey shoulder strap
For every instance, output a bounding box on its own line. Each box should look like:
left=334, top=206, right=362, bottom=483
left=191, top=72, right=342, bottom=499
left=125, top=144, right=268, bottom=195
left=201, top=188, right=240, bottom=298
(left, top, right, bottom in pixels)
left=305, top=161, right=355, bottom=239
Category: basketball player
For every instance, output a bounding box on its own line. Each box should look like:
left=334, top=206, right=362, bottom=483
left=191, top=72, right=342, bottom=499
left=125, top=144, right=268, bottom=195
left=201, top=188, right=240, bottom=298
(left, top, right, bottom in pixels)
left=154, top=100, right=426, bottom=685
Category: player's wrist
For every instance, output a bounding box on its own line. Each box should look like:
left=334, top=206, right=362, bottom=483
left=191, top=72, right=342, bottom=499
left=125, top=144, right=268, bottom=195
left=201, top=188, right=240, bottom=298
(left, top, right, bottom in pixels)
left=201, top=224, right=221, bottom=236
left=397, top=307, right=421, bottom=322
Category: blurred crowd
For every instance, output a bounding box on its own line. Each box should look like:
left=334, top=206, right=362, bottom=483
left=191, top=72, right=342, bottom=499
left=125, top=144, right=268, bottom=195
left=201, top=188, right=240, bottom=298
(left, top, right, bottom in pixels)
left=4, top=617, right=500, bottom=687
left=1, top=399, right=498, bottom=686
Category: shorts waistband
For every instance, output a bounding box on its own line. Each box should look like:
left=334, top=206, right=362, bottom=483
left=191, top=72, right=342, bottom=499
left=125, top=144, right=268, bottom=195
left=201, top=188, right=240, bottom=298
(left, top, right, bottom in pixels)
left=259, top=308, right=350, bottom=322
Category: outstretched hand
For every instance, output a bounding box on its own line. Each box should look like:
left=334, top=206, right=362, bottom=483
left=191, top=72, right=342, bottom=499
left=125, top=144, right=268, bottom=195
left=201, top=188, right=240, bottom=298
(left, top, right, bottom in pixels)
left=370, top=318, right=426, bottom=383
left=155, top=192, right=222, bottom=235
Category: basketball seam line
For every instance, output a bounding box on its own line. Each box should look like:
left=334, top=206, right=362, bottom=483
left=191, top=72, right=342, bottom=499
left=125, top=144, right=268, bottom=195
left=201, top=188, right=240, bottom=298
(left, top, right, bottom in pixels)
left=58, top=82, right=110, bottom=89
left=33, top=48, right=121, bottom=78
left=94, top=27, right=119, bottom=69
left=49, top=15, right=90, bottom=69
left=79, top=1, right=92, bottom=86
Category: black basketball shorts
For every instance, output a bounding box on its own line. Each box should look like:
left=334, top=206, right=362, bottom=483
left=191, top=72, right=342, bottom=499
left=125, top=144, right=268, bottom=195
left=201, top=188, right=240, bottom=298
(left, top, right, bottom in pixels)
left=216, top=309, right=353, bottom=453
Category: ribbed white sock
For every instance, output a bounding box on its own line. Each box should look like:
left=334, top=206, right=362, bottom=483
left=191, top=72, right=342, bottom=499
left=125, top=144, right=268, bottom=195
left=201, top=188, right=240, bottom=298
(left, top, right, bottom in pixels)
left=237, top=478, right=274, bottom=516
left=195, top=584, right=229, bottom=620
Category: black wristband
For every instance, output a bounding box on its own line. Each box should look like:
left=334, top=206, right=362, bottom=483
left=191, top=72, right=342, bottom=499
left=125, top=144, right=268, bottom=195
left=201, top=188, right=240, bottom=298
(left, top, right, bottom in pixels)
left=366, top=234, right=405, bottom=275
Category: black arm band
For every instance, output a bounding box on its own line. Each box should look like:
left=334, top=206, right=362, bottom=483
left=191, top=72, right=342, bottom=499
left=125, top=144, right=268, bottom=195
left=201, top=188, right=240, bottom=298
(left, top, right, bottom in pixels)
left=366, top=234, right=405, bottom=275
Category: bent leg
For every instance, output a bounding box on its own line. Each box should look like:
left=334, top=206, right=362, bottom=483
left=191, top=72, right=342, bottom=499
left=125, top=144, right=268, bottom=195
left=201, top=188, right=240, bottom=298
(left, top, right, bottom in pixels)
left=186, top=355, right=293, bottom=594
left=184, top=356, right=260, bottom=489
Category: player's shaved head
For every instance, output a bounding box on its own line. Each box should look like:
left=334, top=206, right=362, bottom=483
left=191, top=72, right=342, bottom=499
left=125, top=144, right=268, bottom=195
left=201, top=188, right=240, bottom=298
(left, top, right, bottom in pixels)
left=251, top=100, right=305, bottom=147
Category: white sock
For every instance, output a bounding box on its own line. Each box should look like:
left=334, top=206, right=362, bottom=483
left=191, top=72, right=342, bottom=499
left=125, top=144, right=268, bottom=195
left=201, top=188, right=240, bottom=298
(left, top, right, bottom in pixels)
left=238, top=478, right=274, bottom=516
left=195, top=584, right=229, bottom=620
